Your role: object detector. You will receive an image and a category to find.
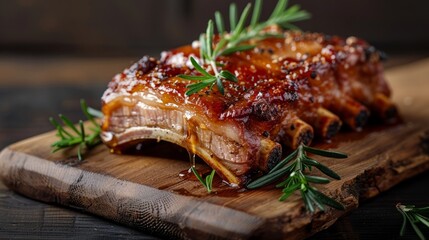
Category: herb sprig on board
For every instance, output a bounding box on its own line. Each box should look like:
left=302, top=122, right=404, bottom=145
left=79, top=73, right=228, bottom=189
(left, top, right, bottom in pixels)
left=191, top=167, right=216, bottom=193
left=396, top=203, right=429, bottom=240
left=179, top=0, right=310, bottom=96
left=49, top=99, right=103, bottom=161
left=247, top=144, right=347, bottom=212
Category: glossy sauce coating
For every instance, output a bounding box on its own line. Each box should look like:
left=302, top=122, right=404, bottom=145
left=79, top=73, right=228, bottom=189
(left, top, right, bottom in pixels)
left=103, top=31, right=387, bottom=136
left=101, top=30, right=393, bottom=184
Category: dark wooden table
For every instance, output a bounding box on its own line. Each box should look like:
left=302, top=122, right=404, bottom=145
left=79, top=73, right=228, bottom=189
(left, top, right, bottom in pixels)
left=0, top=55, right=428, bottom=239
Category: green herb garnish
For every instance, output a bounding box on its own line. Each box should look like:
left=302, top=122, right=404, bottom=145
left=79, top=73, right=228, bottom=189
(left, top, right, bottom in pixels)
left=396, top=203, right=429, bottom=239
left=49, top=99, right=103, bottom=161
left=179, top=0, right=310, bottom=96
left=191, top=167, right=216, bottom=193
left=247, top=144, right=347, bottom=212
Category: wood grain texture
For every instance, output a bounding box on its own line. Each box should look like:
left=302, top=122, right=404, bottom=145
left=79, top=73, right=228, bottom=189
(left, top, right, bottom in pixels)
left=1, top=59, right=429, bottom=239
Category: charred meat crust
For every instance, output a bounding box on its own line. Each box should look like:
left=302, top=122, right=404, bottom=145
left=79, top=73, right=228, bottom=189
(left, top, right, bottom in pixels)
left=101, top=30, right=398, bottom=185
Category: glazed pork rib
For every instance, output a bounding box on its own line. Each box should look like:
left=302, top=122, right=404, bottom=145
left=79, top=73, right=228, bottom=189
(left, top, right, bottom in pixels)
left=101, top=30, right=397, bottom=185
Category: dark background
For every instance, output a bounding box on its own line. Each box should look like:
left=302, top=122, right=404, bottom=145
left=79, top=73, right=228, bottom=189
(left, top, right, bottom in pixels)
left=0, top=0, right=428, bottom=239
left=1, top=0, right=428, bottom=57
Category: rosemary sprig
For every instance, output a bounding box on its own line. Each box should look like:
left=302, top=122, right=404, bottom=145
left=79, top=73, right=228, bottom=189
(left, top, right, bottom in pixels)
left=49, top=99, right=103, bottom=161
left=179, top=0, right=310, bottom=96
left=179, top=56, right=238, bottom=95
left=191, top=167, right=216, bottom=193
left=247, top=144, right=347, bottom=212
left=396, top=203, right=429, bottom=240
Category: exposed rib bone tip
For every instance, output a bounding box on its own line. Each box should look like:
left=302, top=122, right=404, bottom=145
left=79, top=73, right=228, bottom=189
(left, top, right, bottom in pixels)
left=258, top=138, right=282, bottom=172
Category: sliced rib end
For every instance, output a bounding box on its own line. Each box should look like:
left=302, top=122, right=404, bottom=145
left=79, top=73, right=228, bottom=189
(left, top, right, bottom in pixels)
left=372, top=93, right=399, bottom=121
left=315, top=108, right=342, bottom=139
left=258, top=138, right=282, bottom=172
left=276, top=118, right=314, bottom=149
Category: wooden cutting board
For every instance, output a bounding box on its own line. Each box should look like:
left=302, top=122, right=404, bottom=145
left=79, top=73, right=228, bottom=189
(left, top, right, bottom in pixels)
left=1, top=59, right=429, bottom=239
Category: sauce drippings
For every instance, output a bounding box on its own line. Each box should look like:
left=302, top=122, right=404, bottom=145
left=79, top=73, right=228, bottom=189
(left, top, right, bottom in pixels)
left=178, top=168, right=193, bottom=178
left=187, top=150, right=196, bottom=168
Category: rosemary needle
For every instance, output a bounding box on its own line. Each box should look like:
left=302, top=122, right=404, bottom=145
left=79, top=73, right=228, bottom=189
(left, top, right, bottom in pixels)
left=191, top=167, right=216, bottom=193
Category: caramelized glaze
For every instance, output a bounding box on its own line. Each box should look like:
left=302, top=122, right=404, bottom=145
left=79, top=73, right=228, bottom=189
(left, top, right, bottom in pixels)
left=101, top=30, right=396, bottom=185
